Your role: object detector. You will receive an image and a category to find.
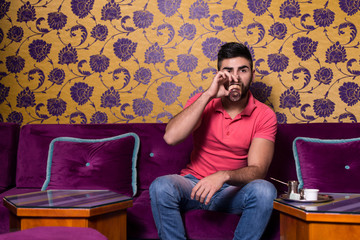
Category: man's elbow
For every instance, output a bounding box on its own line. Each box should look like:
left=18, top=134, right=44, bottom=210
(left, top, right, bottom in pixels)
left=163, top=133, right=178, bottom=146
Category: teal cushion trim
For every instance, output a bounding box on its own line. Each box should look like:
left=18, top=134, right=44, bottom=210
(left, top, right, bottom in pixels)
left=292, top=136, right=360, bottom=190
left=41, top=132, right=140, bottom=196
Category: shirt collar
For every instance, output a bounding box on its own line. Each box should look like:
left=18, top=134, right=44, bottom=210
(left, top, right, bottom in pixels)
left=214, top=92, right=257, bottom=117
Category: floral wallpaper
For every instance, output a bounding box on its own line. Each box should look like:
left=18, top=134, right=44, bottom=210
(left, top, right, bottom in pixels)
left=0, top=0, right=360, bottom=125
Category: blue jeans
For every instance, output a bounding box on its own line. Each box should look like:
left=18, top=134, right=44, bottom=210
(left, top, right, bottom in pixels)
left=149, top=174, right=277, bottom=240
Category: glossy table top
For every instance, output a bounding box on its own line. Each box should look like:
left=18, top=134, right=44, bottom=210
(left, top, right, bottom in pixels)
left=4, top=190, right=132, bottom=209
left=275, top=192, right=360, bottom=214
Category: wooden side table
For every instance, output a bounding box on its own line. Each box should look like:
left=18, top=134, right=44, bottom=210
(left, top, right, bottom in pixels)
left=3, top=190, right=133, bottom=240
left=274, top=193, right=360, bottom=240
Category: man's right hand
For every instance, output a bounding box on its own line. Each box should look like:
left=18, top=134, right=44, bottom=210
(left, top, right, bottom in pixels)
left=205, top=71, right=234, bottom=99
left=163, top=71, right=237, bottom=146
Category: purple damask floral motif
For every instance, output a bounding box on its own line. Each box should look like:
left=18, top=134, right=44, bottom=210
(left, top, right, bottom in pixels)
left=269, top=22, right=287, bottom=40
left=133, top=98, right=153, bottom=117
left=325, top=42, right=347, bottom=64
left=134, top=67, right=151, bottom=85
left=339, top=82, right=360, bottom=106
left=157, top=0, right=181, bottom=17
left=276, top=112, right=287, bottom=124
left=0, top=83, right=10, bottom=104
left=189, top=0, right=210, bottom=20
left=250, top=82, right=272, bottom=103
left=100, top=87, right=120, bottom=109
left=17, top=2, right=36, bottom=23
left=29, top=39, right=52, bottom=62
left=113, top=38, right=137, bottom=62
left=202, top=37, right=225, bottom=61
left=90, top=54, right=110, bottom=73
left=313, top=8, right=335, bottom=27
left=267, top=53, right=289, bottom=72
left=157, top=82, right=181, bottom=106
left=245, top=42, right=256, bottom=63
left=247, top=0, right=272, bottom=16
left=16, top=87, right=35, bottom=108
left=222, top=9, right=243, bottom=28
left=71, top=0, right=94, bottom=19
left=6, top=111, right=23, bottom=125
left=69, top=111, right=87, bottom=124
left=91, top=24, right=108, bottom=41
left=6, top=55, right=25, bottom=73
left=0, top=28, right=3, bottom=44
left=0, top=0, right=10, bottom=20
left=314, top=67, right=333, bottom=85
left=293, top=37, right=318, bottom=61
left=133, top=10, right=154, bottom=29
left=145, top=43, right=165, bottom=64
left=313, top=98, right=335, bottom=117
left=7, top=26, right=23, bottom=42
left=48, top=12, right=67, bottom=30
left=48, top=68, right=65, bottom=85
left=279, top=0, right=301, bottom=19
left=47, top=98, right=67, bottom=117
left=178, top=23, right=196, bottom=40
left=279, top=87, right=301, bottom=109
left=90, top=111, right=108, bottom=124
left=177, top=54, right=198, bottom=72
left=189, top=87, right=204, bottom=99
left=70, top=82, right=93, bottom=105
left=101, top=0, right=121, bottom=21
left=58, top=44, right=78, bottom=65
left=339, top=0, right=360, bottom=16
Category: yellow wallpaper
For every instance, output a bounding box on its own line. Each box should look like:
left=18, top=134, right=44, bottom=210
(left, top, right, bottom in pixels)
left=1, top=0, right=360, bottom=125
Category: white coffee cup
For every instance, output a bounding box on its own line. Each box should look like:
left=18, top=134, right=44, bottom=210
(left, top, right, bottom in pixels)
left=303, top=189, right=319, bottom=201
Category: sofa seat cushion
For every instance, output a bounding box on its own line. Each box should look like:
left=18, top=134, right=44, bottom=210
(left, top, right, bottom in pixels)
left=184, top=210, right=240, bottom=240
left=293, top=137, right=360, bottom=192
left=0, top=227, right=107, bottom=240
left=41, top=133, right=140, bottom=196
left=127, top=190, right=158, bottom=239
left=127, top=190, right=241, bottom=240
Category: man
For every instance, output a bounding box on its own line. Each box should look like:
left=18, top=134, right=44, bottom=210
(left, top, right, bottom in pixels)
left=149, top=42, right=277, bottom=240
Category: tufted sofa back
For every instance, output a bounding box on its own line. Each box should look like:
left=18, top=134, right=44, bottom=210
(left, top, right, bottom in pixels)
left=16, top=123, right=193, bottom=192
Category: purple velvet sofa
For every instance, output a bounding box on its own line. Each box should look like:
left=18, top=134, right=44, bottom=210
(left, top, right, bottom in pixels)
left=1, top=122, right=360, bottom=240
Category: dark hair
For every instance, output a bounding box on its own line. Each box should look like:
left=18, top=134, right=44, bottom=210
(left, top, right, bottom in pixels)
left=217, top=42, right=253, bottom=71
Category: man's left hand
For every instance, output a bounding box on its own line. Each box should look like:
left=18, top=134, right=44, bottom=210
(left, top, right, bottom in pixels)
left=191, top=171, right=228, bottom=205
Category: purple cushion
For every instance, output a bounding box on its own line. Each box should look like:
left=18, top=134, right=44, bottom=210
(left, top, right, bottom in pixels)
left=16, top=124, right=192, bottom=190
left=293, top=137, right=360, bottom=192
left=41, top=133, right=140, bottom=196
left=0, top=227, right=107, bottom=240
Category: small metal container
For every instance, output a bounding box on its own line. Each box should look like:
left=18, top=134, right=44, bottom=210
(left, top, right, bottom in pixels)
left=287, top=180, right=299, bottom=197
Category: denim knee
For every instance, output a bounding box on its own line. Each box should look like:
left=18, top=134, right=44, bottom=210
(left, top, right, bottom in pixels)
left=149, top=175, right=179, bottom=203
left=246, top=179, right=277, bottom=208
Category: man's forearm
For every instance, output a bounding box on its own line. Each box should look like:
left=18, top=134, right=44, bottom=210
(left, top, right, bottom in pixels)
left=164, top=92, right=213, bottom=145
left=222, top=166, right=267, bottom=186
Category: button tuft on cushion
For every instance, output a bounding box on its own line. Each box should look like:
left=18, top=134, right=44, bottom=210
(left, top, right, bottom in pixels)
left=86, top=162, right=90, bottom=167
left=150, top=152, right=154, bottom=157
left=345, top=165, right=350, bottom=170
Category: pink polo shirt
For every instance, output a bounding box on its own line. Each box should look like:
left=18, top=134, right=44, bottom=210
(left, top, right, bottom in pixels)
left=180, top=92, right=277, bottom=179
